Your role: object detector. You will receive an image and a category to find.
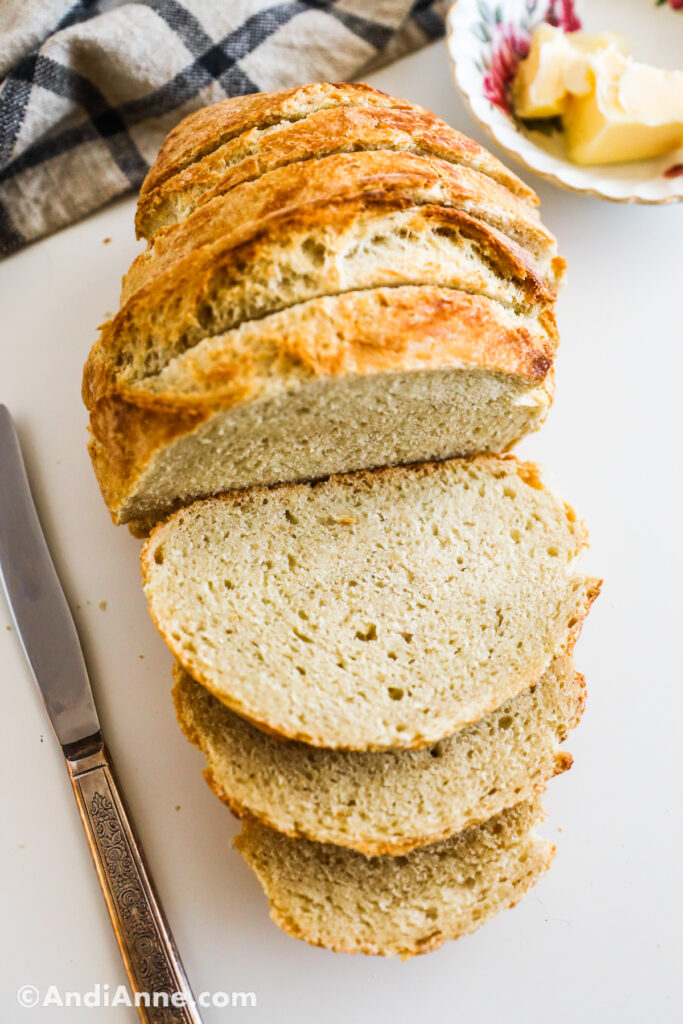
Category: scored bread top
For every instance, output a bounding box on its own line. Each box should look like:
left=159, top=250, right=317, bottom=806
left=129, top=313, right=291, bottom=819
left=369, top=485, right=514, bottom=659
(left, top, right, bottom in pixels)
left=86, top=84, right=559, bottom=420
left=139, top=83, right=419, bottom=197
left=137, top=82, right=536, bottom=236
left=136, top=106, right=540, bottom=241
left=84, top=199, right=556, bottom=409
left=141, top=456, right=600, bottom=750
left=126, top=149, right=558, bottom=301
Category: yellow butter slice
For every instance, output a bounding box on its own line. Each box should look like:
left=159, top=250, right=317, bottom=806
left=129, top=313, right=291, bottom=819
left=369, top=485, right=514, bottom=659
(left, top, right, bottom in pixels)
left=564, top=49, right=683, bottom=165
left=513, top=25, right=626, bottom=120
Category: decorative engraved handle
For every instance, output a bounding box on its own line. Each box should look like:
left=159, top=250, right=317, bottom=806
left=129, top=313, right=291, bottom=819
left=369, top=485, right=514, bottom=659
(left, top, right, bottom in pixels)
left=66, top=738, right=202, bottom=1024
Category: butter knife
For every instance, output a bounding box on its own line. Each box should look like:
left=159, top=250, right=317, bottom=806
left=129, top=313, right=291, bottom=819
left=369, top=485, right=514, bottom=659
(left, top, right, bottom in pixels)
left=0, top=405, right=202, bottom=1024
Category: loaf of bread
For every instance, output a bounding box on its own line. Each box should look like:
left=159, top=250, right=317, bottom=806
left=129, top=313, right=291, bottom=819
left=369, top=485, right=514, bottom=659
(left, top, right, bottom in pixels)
left=142, top=456, right=599, bottom=750
left=77, top=82, right=595, bottom=957
left=174, top=654, right=583, bottom=855
left=235, top=798, right=553, bottom=957
left=83, top=83, right=564, bottom=532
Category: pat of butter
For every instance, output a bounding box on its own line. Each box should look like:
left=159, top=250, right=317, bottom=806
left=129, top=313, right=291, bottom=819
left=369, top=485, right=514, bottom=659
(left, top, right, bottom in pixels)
left=513, top=25, right=625, bottom=119
left=564, top=49, right=683, bottom=164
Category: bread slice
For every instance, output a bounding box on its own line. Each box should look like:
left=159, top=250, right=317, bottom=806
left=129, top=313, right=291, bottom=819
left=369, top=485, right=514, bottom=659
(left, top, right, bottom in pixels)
left=137, top=83, right=536, bottom=238
left=144, top=285, right=555, bottom=400
left=125, top=150, right=559, bottom=301
left=235, top=799, right=553, bottom=957
left=87, top=284, right=556, bottom=530
left=142, top=456, right=600, bottom=749
left=174, top=654, right=584, bottom=855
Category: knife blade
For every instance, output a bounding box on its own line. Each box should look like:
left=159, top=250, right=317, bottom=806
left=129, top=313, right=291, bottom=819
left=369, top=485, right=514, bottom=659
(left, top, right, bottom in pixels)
left=0, top=404, right=202, bottom=1024
left=0, top=404, right=99, bottom=747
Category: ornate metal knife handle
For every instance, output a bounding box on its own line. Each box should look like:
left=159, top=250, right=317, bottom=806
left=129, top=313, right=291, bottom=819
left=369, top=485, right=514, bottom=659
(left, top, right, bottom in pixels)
left=66, top=736, right=202, bottom=1024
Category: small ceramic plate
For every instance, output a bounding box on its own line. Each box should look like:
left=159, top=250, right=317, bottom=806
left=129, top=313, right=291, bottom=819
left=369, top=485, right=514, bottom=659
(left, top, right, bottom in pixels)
left=447, top=0, right=683, bottom=203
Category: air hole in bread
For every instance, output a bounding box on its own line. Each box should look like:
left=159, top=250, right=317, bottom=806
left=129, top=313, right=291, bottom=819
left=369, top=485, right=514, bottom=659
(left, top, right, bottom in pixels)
left=300, top=238, right=326, bottom=267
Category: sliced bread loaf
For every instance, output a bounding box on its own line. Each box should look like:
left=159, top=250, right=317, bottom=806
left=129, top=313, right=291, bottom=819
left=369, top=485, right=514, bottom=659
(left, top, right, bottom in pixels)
left=142, top=456, right=600, bottom=749
left=235, top=799, right=553, bottom=957
left=174, top=655, right=584, bottom=854
left=85, top=86, right=562, bottom=530
left=85, top=195, right=559, bottom=530
left=87, top=284, right=556, bottom=530
left=137, top=83, right=536, bottom=238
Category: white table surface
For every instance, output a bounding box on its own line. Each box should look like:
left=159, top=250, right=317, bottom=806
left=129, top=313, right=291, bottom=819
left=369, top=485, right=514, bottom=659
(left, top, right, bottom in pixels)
left=1, top=38, right=681, bottom=1024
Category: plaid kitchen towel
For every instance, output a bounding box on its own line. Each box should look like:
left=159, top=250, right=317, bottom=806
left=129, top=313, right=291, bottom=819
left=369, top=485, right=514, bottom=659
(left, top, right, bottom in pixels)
left=0, top=0, right=446, bottom=257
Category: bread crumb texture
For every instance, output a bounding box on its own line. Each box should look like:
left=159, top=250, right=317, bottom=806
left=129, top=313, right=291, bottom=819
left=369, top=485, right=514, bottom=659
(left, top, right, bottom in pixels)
left=174, top=653, right=584, bottom=853
left=143, top=455, right=599, bottom=750
left=235, top=798, right=553, bottom=957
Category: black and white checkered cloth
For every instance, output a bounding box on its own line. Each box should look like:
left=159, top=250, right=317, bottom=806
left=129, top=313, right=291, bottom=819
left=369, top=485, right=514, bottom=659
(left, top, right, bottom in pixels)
left=0, top=0, right=446, bottom=256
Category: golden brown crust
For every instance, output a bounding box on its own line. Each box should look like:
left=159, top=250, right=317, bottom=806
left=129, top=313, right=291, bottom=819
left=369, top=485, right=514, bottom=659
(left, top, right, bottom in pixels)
left=515, top=460, right=546, bottom=490
left=139, top=83, right=415, bottom=198
left=127, top=150, right=555, bottom=299
left=85, top=198, right=556, bottom=410
left=137, top=101, right=538, bottom=237
left=85, top=85, right=558, bottom=531
left=139, top=287, right=556, bottom=398
left=568, top=668, right=587, bottom=729
left=86, top=401, right=208, bottom=521
left=85, top=287, right=556, bottom=523
left=553, top=750, right=574, bottom=774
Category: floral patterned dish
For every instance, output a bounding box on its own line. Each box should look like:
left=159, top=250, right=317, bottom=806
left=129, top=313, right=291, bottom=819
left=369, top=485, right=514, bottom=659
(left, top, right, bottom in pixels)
left=446, top=0, right=683, bottom=203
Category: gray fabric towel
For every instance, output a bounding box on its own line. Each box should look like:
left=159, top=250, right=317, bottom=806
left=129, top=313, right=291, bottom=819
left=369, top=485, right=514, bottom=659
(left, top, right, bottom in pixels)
left=0, top=0, right=446, bottom=256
